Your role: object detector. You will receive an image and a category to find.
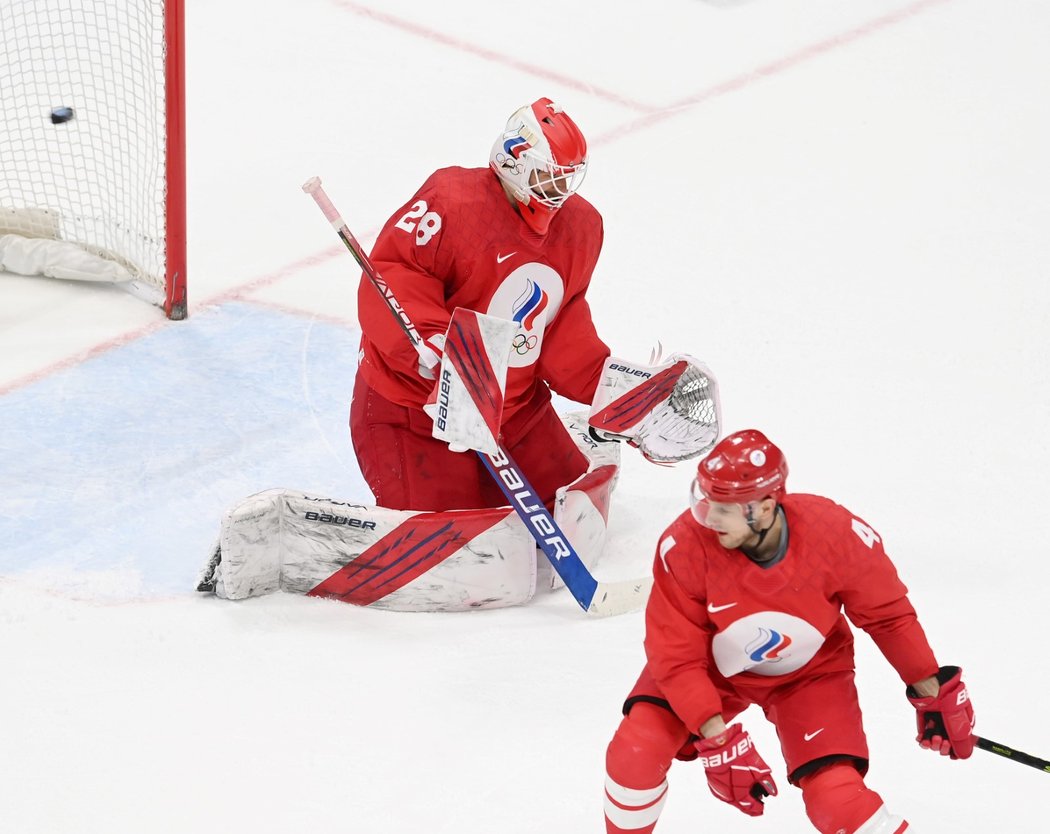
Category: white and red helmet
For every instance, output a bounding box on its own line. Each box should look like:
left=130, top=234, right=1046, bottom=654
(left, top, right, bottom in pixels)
left=689, top=430, right=789, bottom=525
left=489, top=97, right=588, bottom=234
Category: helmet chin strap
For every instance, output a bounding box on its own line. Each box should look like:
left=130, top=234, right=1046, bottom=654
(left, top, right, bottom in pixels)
left=743, top=504, right=777, bottom=557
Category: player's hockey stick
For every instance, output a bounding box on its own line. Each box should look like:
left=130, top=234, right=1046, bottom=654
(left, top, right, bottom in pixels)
left=974, top=736, right=1050, bottom=773
left=302, top=176, right=651, bottom=617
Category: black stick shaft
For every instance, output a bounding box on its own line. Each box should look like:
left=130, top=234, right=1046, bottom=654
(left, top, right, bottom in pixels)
left=975, top=736, right=1050, bottom=773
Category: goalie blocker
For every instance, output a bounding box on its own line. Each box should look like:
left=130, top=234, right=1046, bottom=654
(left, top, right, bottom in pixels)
left=197, top=413, right=620, bottom=612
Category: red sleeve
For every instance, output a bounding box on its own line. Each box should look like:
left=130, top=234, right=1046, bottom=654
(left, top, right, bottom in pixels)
left=836, top=518, right=939, bottom=686
left=642, top=524, right=725, bottom=733
left=358, top=175, right=455, bottom=379
left=538, top=295, right=610, bottom=404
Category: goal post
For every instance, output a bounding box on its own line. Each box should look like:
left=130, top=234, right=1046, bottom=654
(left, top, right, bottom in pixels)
left=0, top=0, right=187, bottom=319
left=164, top=0, right=187, bottom=319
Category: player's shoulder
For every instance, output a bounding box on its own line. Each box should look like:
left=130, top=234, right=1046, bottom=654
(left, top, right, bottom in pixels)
left=655, top=509, right=714, bottom=573
left=563, top=191, right=601, bottom=221
left=417, top=166, right=498, bottom=201
left=406, top=167, right=504, bottom=231
left=783, top=493, right=855, bottom=531
left=552, top=192, right=603, bottom=239
left=782, top=492, right=846, bottom=517
left=782, top=493, right=884, bottom=552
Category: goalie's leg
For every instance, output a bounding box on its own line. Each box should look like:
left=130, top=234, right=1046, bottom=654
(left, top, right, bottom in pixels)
left=351, top=374, right=493, bottom=511
left=351, top=374, right=589, bottom=511
left=500, top=394, right=589, bottom=506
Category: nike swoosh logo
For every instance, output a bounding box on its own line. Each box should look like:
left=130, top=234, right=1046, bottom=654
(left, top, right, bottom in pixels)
left=707, top=602, right=737, bottom=613
left=803, top=729, right=825, bottom=741
left=496, top=252, right=516, bottom=263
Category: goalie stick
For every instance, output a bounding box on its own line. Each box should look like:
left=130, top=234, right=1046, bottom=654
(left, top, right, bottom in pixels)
left=302, top=176, right=651, bottom=617
left=974, top=736, right=1050, bottom=774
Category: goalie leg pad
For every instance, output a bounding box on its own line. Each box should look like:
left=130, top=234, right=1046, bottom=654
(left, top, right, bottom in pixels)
left=201, top=489, right=537, bottom=612
left=204, top=408, right=622, bottom=611
left=351, top=373, right=505, bottom=511
left=534, top=411, right=620, bottom=591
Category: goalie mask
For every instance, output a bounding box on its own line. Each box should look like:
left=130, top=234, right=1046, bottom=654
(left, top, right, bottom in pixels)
left=689, top=430, right=788, bottom=527
left=489, top=97, right=588, bottom=234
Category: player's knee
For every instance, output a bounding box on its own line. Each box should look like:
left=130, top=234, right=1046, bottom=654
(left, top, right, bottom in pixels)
left=606, top=703, right=686, bottom=786
left=605, top=705, right=681, bottom=833
left=799, top=762, right=891, bottom=834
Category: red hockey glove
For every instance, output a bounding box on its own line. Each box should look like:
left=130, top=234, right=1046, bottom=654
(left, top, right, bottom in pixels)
left=694, top=724, right=778, bottom=817
left=906, top=665, right=976, bottom=759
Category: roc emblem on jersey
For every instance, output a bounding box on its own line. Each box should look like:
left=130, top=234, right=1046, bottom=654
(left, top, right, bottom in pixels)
left=712, top=611, right=826, bottom=678
left=512, top=279, right=549, bottom=330
left=487, top=263, right=565, bottom=368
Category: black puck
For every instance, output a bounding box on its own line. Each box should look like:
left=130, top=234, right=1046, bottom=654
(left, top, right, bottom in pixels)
left=50, top=106, right=75, bottom=124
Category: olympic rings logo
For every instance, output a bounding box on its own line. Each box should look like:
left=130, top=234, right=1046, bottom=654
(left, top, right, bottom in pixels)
left=512, top=333, right=538, bottom=355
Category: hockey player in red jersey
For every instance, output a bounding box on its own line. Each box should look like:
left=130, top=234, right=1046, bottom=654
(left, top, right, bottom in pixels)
left=351, top=96, right=610, bottom=511
left=351, top=97, right=719, bottom=511
left=604, top=430, right=976, bottom=834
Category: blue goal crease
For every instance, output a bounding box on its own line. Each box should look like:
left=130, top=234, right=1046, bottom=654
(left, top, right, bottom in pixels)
left=0, top=302, right=368, bottom=595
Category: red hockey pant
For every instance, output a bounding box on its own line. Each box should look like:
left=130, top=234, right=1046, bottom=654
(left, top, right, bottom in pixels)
left=605, top=670, right=895, bottom=834
left=350, top=374, right=589, bottom=511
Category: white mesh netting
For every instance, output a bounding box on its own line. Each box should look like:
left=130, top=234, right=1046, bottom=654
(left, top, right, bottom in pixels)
left=0, top=0, right=170, bottom=294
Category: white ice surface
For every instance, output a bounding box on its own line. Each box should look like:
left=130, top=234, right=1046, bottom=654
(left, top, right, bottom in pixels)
left=2, top=1, right=1049, bottom=832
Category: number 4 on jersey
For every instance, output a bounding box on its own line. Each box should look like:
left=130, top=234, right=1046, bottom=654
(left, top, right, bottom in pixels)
left=851, top=518, right=881, bottom=549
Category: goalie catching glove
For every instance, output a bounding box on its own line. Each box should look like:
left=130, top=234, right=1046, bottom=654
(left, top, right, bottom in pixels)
left=588, top=353, right=721, bottom=463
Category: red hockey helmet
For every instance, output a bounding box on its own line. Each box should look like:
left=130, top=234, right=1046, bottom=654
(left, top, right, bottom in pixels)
left=489, top=97, right=588, bottom=234
left=691, top=430, right=788, bottom=521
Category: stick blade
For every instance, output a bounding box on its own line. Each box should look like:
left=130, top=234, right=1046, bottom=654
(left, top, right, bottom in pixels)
left=586, top=575, right=653, bottom=617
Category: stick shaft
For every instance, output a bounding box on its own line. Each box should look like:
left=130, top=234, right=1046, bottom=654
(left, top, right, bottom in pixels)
left=975, top=736, right=1050, bottom=773
left=302, top=177, right=435, bottom=369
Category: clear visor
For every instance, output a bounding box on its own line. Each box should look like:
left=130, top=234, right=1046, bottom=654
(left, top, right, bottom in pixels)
left=523, top=150, right=587, bottom=208
left=688, top=478, right=754, bottom=529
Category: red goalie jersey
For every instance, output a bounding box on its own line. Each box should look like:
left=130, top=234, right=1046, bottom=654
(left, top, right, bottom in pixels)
left=357, top=166, right=611, bottom=419
left=644, top=493, right=939, bottom=733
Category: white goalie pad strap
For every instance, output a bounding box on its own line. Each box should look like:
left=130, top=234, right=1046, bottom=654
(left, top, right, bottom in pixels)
left=588, top=353, right=721, bottom=463
left=424, top=308, right=516, bottom=455
left=203, top=489, right=537, bottom=612
left=0, top=233, right=133, bottom=283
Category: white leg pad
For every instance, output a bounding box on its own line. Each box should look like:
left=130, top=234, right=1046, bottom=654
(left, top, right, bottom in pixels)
left=199, top=489, right=537, bottom=611
left=539, top=411, right=621, bottom=591
left=196, top=411, right=622, bottom=612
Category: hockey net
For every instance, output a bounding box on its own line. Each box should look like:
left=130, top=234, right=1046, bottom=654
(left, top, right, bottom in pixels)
left=0, top=0, right=186, bottom=318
